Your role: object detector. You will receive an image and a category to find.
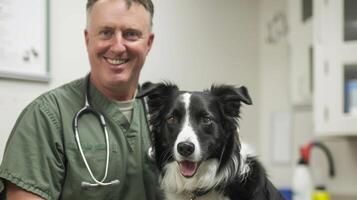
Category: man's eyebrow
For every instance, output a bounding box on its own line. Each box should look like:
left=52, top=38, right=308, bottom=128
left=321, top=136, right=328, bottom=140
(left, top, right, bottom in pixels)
left=97, top=25, right=114, bottom=30
left=125, top=27, right=142, bottom=32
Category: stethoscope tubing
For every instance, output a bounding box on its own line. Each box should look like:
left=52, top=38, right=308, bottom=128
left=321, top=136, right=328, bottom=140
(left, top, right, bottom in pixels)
left=73, top=74, right=119, bottom=187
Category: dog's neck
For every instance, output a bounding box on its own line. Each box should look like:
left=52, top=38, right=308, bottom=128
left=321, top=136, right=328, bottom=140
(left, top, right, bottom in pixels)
left=165, top=189, right=227, bottom=200
left=186, top=188, right=211, bottom=200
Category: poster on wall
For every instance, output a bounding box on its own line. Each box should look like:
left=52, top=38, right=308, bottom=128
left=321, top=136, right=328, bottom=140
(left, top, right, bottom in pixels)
left=0, top=0, right=49, bottom=82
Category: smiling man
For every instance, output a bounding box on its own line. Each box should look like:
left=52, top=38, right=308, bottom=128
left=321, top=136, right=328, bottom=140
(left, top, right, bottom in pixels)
left=0, top=0, right=159, bottom=199
left=85, top=0, right=154, bottom=101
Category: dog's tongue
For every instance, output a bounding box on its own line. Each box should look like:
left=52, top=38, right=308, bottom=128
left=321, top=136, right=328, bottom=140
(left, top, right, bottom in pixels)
left=178, top=161, right=198, bottom=177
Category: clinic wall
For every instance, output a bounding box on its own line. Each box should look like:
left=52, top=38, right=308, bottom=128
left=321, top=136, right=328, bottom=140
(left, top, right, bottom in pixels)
left=258, top=0, right=291, bottom=187
left=0, top=1, right=89, bottom=161
left=0, top=1, right=260, bottom=162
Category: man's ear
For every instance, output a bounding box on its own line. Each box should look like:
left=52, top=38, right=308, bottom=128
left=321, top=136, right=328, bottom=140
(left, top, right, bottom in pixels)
left=84, top=29, right=89, bottom=48
left=146, top=33, right=155, bottom=55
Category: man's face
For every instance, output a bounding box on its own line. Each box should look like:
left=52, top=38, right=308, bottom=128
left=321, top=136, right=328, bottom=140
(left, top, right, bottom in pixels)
left=85, top=0, right=154, bottom=100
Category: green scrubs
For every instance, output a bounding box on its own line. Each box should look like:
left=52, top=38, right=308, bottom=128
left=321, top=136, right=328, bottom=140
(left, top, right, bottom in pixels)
left=0, top=77, right=159, bottom=200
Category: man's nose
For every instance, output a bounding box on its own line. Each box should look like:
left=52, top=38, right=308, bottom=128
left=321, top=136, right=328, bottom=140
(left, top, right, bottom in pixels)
left=111, top=33, right=126, bottom=53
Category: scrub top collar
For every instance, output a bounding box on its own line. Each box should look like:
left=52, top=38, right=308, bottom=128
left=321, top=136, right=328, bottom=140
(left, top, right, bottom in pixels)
left=83, top=78, right=142, bottom=135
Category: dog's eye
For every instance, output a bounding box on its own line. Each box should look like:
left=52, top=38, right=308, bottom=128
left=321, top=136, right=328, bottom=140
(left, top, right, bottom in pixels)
left=201, top=116, right=213, bottom=125
left=167, top=116, right=177, bottom=125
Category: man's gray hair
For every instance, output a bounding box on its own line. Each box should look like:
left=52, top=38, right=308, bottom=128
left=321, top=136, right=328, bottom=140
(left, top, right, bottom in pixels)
left=86, top=0, right=154, bottom=27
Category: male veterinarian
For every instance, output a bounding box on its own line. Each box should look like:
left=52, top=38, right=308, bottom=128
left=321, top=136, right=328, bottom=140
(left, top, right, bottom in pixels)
left=0, top=0, right=159, bottom=199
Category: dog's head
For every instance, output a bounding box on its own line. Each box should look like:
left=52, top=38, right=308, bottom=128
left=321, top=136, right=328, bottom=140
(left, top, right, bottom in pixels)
left=138, top=82, right=252, bottom=179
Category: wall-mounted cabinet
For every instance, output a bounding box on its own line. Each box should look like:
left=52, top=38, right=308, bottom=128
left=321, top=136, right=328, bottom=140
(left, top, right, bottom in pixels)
left=313, top=0, right=357, bottom=136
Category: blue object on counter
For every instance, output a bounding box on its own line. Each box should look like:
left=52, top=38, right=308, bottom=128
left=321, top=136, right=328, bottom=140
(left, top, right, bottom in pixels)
left=279, top=188, right=292, bottom=200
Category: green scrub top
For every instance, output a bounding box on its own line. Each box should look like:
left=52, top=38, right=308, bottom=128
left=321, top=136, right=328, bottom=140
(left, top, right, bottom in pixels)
left=0, top=77, right=159, bottom=200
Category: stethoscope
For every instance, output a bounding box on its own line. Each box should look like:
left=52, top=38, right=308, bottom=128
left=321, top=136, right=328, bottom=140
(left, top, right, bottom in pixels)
left=73, top=74, right=120, bottom=187
left=73, top=74, right=155, bottom=187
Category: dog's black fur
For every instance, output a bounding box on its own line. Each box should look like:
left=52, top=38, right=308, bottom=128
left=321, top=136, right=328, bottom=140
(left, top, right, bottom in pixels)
left=138, top=82, right=284, bottom=200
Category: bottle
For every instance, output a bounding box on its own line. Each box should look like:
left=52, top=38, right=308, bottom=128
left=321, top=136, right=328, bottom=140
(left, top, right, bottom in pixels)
left=312, top=185, right=331, bottom=200
left=292, top=146, right=313, bottom=200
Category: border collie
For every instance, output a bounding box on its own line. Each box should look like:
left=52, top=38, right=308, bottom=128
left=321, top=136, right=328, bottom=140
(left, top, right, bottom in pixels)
left=138, top=82, right=284, bottom=200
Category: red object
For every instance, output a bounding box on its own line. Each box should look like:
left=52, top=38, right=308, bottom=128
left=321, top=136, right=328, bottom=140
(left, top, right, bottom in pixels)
left=300, top=142, right=313, bottom=164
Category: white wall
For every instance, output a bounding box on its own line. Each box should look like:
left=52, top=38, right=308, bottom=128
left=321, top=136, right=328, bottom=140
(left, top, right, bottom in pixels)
left=0, top=1, right=89, bottom=160
left=258, top=0, right=291, bottom=187
left=0, top=0, right=260, bottom=167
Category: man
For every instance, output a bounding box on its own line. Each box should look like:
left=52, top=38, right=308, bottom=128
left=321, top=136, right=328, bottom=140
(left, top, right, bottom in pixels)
left=0, top=0, right=158, bottom=199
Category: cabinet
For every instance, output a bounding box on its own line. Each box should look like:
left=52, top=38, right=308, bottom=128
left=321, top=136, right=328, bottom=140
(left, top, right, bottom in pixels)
left=313, top=0, right=357, bottom=135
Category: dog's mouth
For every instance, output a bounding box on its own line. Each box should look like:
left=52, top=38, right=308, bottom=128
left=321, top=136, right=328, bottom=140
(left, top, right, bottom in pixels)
left=178, top=160, right=200, bottom=178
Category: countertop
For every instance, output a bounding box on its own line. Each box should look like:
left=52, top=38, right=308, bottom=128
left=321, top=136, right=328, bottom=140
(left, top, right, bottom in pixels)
left=331, top=194, right=357, bottom=200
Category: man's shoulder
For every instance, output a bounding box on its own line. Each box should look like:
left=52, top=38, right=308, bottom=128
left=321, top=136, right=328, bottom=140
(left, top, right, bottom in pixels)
left=28, top=78, right=84, bottom=111
left=51, top=78, right=84, bottom=98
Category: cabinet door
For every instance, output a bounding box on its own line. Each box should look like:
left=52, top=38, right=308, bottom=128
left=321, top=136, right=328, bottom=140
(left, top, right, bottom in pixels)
left=314, top=0, right=357, bottom=136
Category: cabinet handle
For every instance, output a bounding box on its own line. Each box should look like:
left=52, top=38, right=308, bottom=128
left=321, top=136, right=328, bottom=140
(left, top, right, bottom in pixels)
left=324, top=106, right=329, bottom=122
left=324, top=60, right=329, bottom=75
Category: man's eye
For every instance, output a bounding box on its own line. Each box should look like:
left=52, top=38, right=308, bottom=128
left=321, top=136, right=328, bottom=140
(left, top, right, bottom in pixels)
left=99, top=30, right=114, bottom=39
left=123, top=30, right=141, bottom=41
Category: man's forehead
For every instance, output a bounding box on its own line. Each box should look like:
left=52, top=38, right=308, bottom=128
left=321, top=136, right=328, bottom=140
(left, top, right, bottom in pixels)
left=87, top=1, right=151, bottom=27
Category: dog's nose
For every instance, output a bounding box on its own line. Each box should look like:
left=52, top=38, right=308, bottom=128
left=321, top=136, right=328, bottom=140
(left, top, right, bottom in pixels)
left=177, top=142, right=195, bottom=157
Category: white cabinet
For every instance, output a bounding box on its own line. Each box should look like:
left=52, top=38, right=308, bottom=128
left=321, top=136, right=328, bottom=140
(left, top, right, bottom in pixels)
left=313, top=0, right=357, bottom=136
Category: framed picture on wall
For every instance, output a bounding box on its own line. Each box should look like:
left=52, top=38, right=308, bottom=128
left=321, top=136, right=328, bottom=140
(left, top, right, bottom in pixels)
left=0, top=0, right=50, bottom=82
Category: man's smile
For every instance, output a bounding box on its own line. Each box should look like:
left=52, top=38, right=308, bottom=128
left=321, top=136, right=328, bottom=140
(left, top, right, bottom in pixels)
left=105, top=57, right=130, bottom=65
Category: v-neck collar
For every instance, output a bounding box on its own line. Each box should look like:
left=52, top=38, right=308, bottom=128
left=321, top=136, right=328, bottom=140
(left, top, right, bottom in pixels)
left=85, top=79, right=142, bottom=152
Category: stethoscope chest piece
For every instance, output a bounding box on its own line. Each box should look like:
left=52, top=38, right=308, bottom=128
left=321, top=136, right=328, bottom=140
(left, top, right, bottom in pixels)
left=147, top=146, right=155, bottom=161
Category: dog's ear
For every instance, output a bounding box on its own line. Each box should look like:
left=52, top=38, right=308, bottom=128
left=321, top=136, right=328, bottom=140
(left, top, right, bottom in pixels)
left=138, top=82, right=179, bottom=124
left=210, top=85, right=252, bottom=118
left=233, top=86, right=252, bottom=105
left=137, top=82, right=161, bottom=98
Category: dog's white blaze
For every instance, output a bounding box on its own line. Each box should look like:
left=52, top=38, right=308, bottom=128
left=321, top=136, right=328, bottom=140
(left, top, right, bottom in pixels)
left=174, top=93, right=201, bottom=161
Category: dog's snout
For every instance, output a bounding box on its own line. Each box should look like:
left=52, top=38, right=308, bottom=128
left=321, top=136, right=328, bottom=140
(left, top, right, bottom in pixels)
left=177, top=142, right=195, bottom=157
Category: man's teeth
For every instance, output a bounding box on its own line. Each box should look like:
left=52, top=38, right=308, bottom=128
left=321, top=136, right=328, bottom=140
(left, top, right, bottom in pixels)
left=107, top=58, right=128, bottom=65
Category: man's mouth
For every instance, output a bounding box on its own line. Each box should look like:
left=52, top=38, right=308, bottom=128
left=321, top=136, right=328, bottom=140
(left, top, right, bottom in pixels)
left=178, top=161, right=200, bottom=178
left=105, top=57, right=129, bottom=65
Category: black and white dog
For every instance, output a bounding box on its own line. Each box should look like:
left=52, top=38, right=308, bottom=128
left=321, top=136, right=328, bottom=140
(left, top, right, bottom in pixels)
left=138, top=82, right=284, bottom=200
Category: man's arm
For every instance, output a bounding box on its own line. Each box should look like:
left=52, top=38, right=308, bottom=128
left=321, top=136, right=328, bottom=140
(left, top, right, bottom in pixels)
left=6, top=182, right=44, bottom=200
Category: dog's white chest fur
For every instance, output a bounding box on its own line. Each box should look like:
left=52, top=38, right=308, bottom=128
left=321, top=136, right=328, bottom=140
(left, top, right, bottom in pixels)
left=165, top=191, right=230, bottom=200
